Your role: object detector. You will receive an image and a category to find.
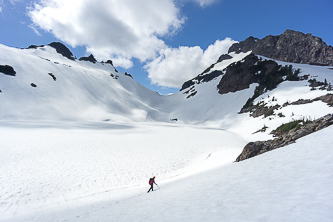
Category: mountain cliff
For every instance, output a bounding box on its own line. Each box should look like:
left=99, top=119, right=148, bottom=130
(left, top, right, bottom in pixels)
left=228, top=29, right=333, bottom=66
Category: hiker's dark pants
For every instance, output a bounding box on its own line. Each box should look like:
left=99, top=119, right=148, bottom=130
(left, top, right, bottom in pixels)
left=147, top=184, right=153, bottom=192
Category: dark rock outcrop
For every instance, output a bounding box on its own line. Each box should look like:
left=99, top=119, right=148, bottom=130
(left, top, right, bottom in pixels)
left=317, top=94, right=333, bottom=105
left=110, top=73, right=119, bottom=79
left=217, top=54, right=299, bottom=97
left=48, top=42, right=75, bottom=61
left=27, top=44, right=44, bottom=49
left=180, top=53, right=234, bottom=91
left=102, top=60, right=114, bottom=66
left=242, top=93, right=333, bottom=119
left=79, top=54, right=97, bottom=63
left=180, top=70, right=223, bottom=91
left=216, top=54, right=233, bottom=63
left=48, top=73, right=56, bottom=81
left=217, top=54, right=258, bottom=94
left=236, top=114, right=333, bottom=162
left=124, top=72, right=133, bottom=79
left=228, top=29, right=333, bottom=66
left=251, top=104, right=280, bottom=118
left=0, top=65, right=16, bottom=76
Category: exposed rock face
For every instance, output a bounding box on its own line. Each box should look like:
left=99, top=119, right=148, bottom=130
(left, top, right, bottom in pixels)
left=216, top=54, right=232, bottom=63
left=180, top=70, right=223, bottom=91
left=217, top=54, right=299, bottom=96
left=217, top=54, right=258, bottom=94
left=48, top=42, right=75, bottom=61
left=180, top=53, right=234, bottom=91
left=79, top=54, right=97, bottom=63
left=236, top=114, right=333, bottom=162
left=0, top=65, right=16, bottom=76
left=318, top=94, right=333, bottom=105
left=250, top=104, right=280, bottom=118
left=102, top=60, right=114, bottom=66
left=242, top=93, right=333, bottom=118
left=228, top=30, right=333, bottom=66
left=27, top=45, right=44, bottom=49
left=48, top=73, right=57, bottom=81
left=124, top=72, right=133, bottom=79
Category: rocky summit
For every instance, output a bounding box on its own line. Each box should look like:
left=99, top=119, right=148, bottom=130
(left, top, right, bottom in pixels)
left=228, top=29, right=333, bottom=66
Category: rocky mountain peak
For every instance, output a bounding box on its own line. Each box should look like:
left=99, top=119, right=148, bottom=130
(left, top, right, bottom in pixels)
left=48, top=42, right=75, bottom=61
left=228, top=29, right=333, bottom=66
left=79, top=54, right=97, bottom=63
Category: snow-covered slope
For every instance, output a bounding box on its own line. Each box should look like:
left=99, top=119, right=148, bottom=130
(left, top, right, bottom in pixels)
left=2, top=121, right=333, bottom=222
left=1, top=42, right=333, bottom=133
left=1, top=42, right=333, bottom=221
left=0, top=43, right=164, bottom=122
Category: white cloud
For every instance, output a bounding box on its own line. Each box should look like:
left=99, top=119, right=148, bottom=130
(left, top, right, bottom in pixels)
left=28, top=23, right=41, bottom=36
left=0, top=0, right=4, bottom=12
left=195, top=0, right=218, bottom=7
left=28, top=0, right=184, bottom=68
left=145, top=38, right=237, bottom=88
left=180, top=0, right=219, bottom=7
left=28, top=0, right=227, bottom=89
left=0, top=0, right=22, bottom=12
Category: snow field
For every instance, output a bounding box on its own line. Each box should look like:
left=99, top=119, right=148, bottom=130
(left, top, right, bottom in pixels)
left=1, top=43, right=333, bottom=221
left=0, top=122, right=247, bottom=219
left=5, top=125, right=333, bottom=222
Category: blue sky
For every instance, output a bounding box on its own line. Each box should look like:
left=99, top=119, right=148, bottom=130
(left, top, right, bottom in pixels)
left=1, top=0, right=332, bottom=94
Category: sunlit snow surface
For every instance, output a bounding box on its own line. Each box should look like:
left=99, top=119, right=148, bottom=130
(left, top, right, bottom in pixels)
left=1, top=43, right=333, bottom=221
left=1, top=123, right=332, bottom=222
left=0, top=122, right=246, bottom=220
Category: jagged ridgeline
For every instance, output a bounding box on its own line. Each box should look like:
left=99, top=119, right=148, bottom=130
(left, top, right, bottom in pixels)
left=228, top=29, right=333, bottom=66
left=180, top=29, right=333, bottom=114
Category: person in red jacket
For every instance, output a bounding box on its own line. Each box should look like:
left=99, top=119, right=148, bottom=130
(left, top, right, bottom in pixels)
left=147, top=176, right=158, bottom=193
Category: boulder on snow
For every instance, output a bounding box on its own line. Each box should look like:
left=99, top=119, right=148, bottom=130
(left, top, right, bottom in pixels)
left=48, top=73, right=57, bottom=81
left=0, top=65, right=16, bottom=76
